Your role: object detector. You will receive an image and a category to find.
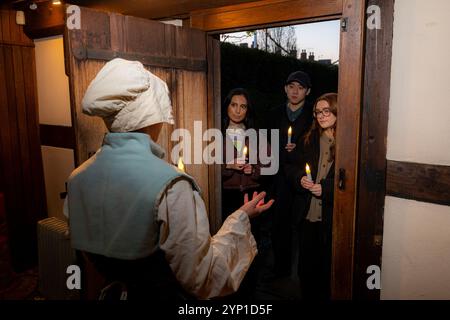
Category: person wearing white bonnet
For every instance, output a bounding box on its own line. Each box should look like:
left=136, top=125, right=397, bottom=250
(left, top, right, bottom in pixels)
left=81, top=58, right=175, bottom=132
left=64, top=58, right=274, bottom=300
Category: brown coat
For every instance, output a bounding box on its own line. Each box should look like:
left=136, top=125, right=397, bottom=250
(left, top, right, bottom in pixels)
left=222, top=136, right=261, bottom=192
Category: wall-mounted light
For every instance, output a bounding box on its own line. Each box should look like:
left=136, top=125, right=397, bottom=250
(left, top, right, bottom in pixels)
left=29, top=2, right=37, bottom=10
left=16, top=10, right=26, bottom=25
left=52, top=0, right=62, bottom=5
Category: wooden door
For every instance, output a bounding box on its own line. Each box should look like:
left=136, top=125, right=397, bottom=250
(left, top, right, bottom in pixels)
left=64, top=7, right=215, bottom=215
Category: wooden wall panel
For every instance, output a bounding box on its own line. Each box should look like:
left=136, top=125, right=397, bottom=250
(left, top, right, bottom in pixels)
left=206, top=36, right=222, bottom=234
left=0, top=47, right=10, bottom=196
left=65, top=7, right=211, bottom=213
left=386, top=161, right=450, bottom=206
left=125, top=17, right=166, bottom=56
left=1, top=10, right=11, bottom=42
left=40, top=124, right=76, bottom=149
left=23, top=0, right=65, bottom=39
left=354, top=0, right=394, bottom=300
left=67, top=59, right=108, bottom=162
left=179, top=70, right=209, bottom=206
left=0, top=10, right=33, bottom=46
left=190, top=0, right=342, bottom=32
left=0, top=10, right=47, bottom=271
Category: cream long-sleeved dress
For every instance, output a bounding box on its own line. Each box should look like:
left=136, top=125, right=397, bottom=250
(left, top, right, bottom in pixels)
left=65, top=178, right=257, bottom=300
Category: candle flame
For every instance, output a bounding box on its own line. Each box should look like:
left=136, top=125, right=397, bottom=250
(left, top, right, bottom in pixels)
left=177, top=157, right=185, bottom=172
left=288, top=126, right=292, bottom=135
left=243, top=146, right=248, bottom=157
left=305, top=163, right=311, bottom=173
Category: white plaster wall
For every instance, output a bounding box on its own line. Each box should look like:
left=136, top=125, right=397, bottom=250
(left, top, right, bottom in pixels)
left=382, top=0, right=450, bottom=300
left=34, top=35, right=71, bottom=126
left=381, top=197, right=450, bottom=299
left=387, top=0, right=450, bottom=165
left=41, top=146, right=75, bottom=220
left=35, top=36, right=74, bottom=218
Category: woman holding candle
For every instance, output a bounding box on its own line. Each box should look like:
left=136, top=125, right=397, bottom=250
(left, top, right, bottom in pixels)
left=221, top=88, right=262, bottom=221
left=221, top=88, right=270, bottom=299
left=285, top=92, right=338, bottom=300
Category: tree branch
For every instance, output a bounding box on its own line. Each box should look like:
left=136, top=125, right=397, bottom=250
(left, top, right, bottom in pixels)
left=266, top=32, right=291, bottom=55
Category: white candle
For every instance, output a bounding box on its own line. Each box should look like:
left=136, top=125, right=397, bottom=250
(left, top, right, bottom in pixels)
left=177, top=157, right=185, bottom=173
left=287, top=126, right=292, bottom=144
left=305, top=163, right=313, bottom=181
left=238, top=146, right=248, bottom=164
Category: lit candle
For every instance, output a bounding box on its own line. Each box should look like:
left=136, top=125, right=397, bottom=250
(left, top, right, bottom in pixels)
left=287, top=126, right=292, bottom=144
left=243, top=146, right=248, bottom=163
left=177, top=157, right=185, bottom=173
left=238, top=146, right=248, bottom=164
left=305, top=163, right=313, bottom=181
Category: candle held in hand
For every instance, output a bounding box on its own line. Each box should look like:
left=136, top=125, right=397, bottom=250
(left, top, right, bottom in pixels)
left=305, top=163, right=313, bottom=181
left=238, top=146, right=249, bottom=164
left=287, top=126, right=292, bottom=144
left=243, top=146, right=248, bottom=163
left=177, top=157, right=185, bottom=173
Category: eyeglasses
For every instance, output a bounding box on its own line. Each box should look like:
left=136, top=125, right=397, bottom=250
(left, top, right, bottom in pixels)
left=313, top=108, right=331, bottom=118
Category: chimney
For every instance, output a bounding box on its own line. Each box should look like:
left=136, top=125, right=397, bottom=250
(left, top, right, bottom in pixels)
left=300, top=49, right=307, bottom=61
left=289, top=49, right=297, bottom=58
left=308, top=52, right=315, bottom=61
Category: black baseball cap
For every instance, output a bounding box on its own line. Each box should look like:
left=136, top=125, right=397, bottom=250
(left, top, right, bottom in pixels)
left=285, top=71, right=312, bottom=88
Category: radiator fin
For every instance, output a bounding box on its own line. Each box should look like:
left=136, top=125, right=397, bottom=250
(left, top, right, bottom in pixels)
left=37, top=217, right=79, bottom=300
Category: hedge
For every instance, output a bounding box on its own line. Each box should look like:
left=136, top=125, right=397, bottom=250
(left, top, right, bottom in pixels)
left=220, top=42, right=339, bottom=128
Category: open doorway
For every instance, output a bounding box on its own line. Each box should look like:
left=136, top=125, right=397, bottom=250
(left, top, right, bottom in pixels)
left=192, top=0, right=366, bottom=300
left=219, top=21, right=340, bottom=299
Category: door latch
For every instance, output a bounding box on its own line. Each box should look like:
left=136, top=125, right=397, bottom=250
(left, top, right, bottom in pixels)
left=374, top=235, right=383, bottom=247
left=338, top=168, right=346, bottom=190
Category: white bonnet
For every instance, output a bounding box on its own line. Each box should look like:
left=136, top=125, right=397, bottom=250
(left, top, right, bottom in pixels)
left=81, top=58, right=175, bottom=132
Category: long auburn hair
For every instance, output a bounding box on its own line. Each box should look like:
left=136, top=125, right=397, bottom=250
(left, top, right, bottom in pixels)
left=304, top=93, right=338, bottom=162
left=221, top=88, right=255, bottom=133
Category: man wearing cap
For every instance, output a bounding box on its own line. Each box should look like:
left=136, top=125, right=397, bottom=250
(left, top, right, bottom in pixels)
left=63, top=58, right=274, bottom=300
left=268, top=70, right=313, bottom=279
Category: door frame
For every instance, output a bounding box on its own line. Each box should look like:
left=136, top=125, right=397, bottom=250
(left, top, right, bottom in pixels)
left=191, top=0, right=394, bottom=300
left=16, top=0, right=395, bottom=299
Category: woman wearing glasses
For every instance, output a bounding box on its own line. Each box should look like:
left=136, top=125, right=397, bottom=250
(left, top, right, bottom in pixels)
left=285, top=93, right=338, bottom=300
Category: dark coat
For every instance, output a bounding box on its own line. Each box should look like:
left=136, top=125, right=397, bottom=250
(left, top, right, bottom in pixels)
left=265, top=100, right=314, bottom=275
left=266, top=99, right=314, bottom=223
left=268, top=100, right=314, bottom=172
left=221, top=134, right=261, bottom=192
left=285, top=129, right=335, bottom=241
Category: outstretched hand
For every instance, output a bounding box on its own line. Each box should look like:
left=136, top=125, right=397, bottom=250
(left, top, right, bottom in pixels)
left=239, top=191, right=274, bottom=219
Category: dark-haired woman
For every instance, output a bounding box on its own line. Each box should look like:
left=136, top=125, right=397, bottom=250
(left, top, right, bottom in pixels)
left=220, top=88, right=266, bottom=299
left=221, top=88, right=261, bottom=221
left=286, top=93, right=338, bottom=300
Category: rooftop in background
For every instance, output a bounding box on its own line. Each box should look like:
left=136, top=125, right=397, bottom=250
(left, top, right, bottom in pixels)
left=221, top=20, right=340, bottom=64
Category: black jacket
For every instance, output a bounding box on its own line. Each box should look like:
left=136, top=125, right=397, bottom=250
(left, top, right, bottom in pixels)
left=285, top=129, right=335, bottom=239
left=268, top=100, right=314, bottom=172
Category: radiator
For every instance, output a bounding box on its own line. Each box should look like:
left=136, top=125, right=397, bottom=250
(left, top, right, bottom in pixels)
left=37, top=217, right=79, bottom=300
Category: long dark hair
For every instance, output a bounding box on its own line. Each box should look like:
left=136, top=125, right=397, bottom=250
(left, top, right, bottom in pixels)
left=221, top=88, right=255, bottom=133
left=304, top=93, right=338, bottom=162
